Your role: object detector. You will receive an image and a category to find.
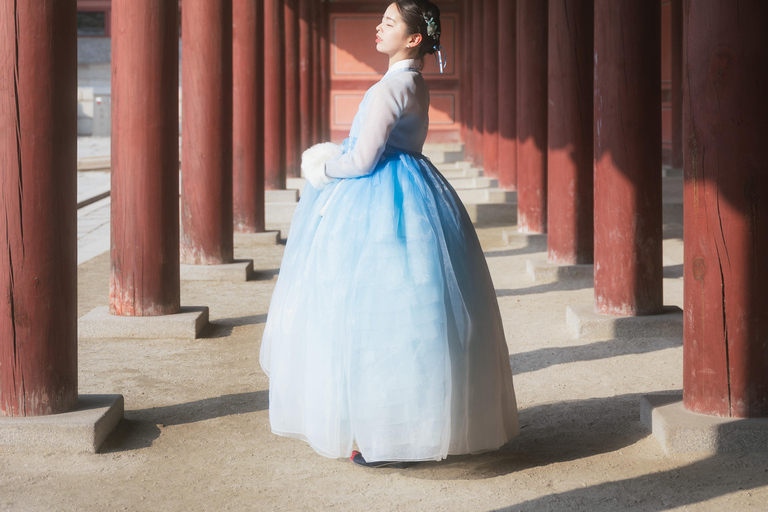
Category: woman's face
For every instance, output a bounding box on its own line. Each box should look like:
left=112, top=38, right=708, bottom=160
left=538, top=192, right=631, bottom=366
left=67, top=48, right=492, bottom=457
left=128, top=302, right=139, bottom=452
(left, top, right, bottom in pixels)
left=375, top=3, right=420, bottom=58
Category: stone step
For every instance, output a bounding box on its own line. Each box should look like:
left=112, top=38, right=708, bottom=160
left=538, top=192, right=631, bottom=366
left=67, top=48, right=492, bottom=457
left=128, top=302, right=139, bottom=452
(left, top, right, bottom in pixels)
left=439, top=168, right=483, bottom=180
left=265, top=189, right=299, bottom=203
left=77, top=156, right=110, bottom=171
left=423, top=143, right=465, bottom=164
left=455, top=188, right=517, bottom=204
left=449, top=177, right=498, bottom=189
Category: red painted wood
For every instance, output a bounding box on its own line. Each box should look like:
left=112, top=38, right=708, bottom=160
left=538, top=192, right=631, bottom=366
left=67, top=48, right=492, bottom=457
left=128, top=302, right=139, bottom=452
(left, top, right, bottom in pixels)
left=111, top=0, right=180, bottom=315
left=670, top=0, right=683, bottom=170
left=312, top=0, right=322, bottom=144
left=319, top=0, right=330, bottom=141
left=546, top=0, right=593, bottom=265
left=482, top=0, right=500, bottom=178
left=233, top=0, right=266, bottom=234
left=497, top=0, right=517, bottom=191
left=181, top=0, right=234, bottom=265
left=0, top=0, right=78, bottom=416
left=298, top=0, right=314, bottom=150
left=284, top=0, right=301, bottom=177
left=683, top=0, right=768, bottom=418
left=593, top=0, right=662, bottom=316
left=516, top=0, right=548, bottom=233
left=462, top=0, right=474, bottom=161
left=471, top=0, right=484, bottom=166
left=264, top=0, right=286, bottom=189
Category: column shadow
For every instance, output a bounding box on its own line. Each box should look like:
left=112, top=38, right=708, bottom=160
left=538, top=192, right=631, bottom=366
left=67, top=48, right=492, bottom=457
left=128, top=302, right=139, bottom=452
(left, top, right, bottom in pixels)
left=100, top=390, right=268, bottom=453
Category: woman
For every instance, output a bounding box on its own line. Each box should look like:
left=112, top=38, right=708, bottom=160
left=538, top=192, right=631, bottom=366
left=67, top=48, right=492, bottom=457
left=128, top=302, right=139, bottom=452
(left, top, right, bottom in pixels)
left=260, top=0, right=518, bottom=467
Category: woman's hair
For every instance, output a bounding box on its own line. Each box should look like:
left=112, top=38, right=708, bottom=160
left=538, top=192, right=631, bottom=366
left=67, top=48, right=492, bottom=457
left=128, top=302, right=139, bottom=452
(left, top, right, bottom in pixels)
left=395, top=0, right=442, bottom=58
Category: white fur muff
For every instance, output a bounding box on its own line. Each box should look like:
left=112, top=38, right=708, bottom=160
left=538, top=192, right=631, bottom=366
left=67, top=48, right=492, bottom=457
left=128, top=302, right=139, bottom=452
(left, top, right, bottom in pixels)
left=301, top=142, right=343, bottom=190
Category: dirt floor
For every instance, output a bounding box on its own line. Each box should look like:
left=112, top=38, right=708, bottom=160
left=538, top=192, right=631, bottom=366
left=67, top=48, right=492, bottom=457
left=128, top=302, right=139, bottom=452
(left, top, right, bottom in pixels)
left=1, top=222, right=767, bottom=512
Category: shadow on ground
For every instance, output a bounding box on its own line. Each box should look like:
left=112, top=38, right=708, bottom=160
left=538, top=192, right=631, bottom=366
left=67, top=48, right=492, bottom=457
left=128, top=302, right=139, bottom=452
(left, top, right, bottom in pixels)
left=100, top=390, right=268, bottom=453
left=511, top=337, right=681, bottom=375
left=401, top=393, right=650, bottom=481
left=490, top=451, right=768, bottom=511
left=199, top=314, right=269, bottom=338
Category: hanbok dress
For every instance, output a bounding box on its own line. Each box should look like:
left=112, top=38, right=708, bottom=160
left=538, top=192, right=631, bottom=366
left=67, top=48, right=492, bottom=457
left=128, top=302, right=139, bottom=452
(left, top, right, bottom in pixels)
left=260, top=59, right=519, bottom=462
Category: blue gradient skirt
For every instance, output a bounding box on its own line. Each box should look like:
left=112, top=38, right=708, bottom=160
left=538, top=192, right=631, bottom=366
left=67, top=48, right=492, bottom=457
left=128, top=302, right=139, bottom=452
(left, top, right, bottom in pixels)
left=260, top=144, right=519, bottom=462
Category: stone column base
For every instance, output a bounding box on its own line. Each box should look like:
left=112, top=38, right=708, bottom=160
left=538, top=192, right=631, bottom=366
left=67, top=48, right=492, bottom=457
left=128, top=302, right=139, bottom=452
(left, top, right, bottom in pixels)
left=501, top=229, right=547, bottom=251
left=180, top=259, right=254, bottom=282
left=641, top=393, right=768, bottom=454
left=566, top=304, right=683, bottom=339
left=0, top=394, right=124, bottom=453
left=79, top=306, right=209, bottom=340
left=525, top=258, right=594, bottom=283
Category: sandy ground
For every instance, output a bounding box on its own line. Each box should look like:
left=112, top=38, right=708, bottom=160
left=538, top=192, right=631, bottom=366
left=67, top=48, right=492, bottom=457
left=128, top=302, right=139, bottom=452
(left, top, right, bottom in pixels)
left=1, top=221, right=767, bottom=512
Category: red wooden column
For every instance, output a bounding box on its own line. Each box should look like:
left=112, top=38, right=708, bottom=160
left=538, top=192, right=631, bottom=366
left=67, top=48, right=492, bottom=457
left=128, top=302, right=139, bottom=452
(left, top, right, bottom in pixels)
left=471, top=0, right=485, bottom=166
left=111, top=0, right=180, bottom=314
left=298, top=0, right=314, bottom=151
left=497, top=0, right=517, bottom=191
left=683, top=0, right=768, bottom=417
left=284, top=0, right=301, bottom=177
left=264, top=0, right=286, bottom=189
left=181, top=0, right=234, bottom=265
left=546, top=0, right=593, bottom=265
left=516, top=0, right=548, bottom=233
left=311, top=0, right=322, bottom=144
left=482, top=0, right=500, bottom=178
left=0, top=0, right=78, bottom=416
left=319, top=0, right=330, bottom=141
left=593, top=0, right=662, bottom=316
left=233, top=0, right=266, bottom=233
left=462, top=0, right=474, bottom=161
left=669, top=0, right=683, bottom=171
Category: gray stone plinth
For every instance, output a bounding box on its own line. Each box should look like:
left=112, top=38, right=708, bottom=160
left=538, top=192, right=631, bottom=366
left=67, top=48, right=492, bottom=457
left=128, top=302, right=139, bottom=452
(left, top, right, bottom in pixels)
left=502, top=229, right=547, bottom=251
left=79, top=306, right=209, bottom=340
left=566, top=304, right=683, bottom=339
left=525, top=258, right=594, bottom=283
left=641, top=393, right=768, bottom=454
left=234, top=231, right=281, bottom=246
left=0, top=394, right=123, bottom=453
left=265, top=189, right=299, bottom=203
left=180, top=259, right=254, bottom=282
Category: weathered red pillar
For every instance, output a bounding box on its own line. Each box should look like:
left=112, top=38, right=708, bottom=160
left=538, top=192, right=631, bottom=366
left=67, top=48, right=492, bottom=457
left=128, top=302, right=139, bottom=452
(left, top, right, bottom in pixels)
left=462, top=0, right=474, bottom=161
left=181, top=0, right=234, bottom=264
left=264, top=0, right=286, bottom=189
left=471, top=0, right=484, bottom=166
left=593, top=0, right=662, bottom=316
left=546, top=0, right=593, bottom=265
left=683, top=0, right=768, bottom=418
left=298, top=0, right=314, bottom=151
left=482, top=0, right=500, bottom=178
left=319, top=0, right=330, bottom=141
left=311, top=0, right=321, bottom=144
left=0, top=0, right=78, bottom=416
left=516, top=0, right=548, bottom=233
left=233, top=0, right=266, bottom=233
left=111, top=0, right=180, bottom=315
left=497, top=0, right=517, bottom=191
left=284, top=0, right=301, bottom=177
left=670, top=0, right=683, bottom=170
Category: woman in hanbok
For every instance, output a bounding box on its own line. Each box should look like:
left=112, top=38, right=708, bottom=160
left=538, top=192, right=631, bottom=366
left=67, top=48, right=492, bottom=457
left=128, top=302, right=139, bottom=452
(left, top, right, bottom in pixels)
left=260, top=0, right=518, bottom=467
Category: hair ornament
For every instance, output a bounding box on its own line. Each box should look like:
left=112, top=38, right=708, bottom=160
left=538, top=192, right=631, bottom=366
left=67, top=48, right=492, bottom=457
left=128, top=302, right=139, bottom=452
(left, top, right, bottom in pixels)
left=423, top=14, right=440, bottom=39
left=434, top=44, right=446, bottom=74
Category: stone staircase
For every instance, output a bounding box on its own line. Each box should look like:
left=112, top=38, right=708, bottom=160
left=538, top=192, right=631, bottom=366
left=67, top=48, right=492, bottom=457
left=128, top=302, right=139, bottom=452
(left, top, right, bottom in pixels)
left=266, top=143, right=518, bottom=227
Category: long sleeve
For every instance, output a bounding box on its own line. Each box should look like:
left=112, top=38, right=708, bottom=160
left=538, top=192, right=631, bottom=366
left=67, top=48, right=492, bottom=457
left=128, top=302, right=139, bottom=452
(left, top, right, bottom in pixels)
left=325, top=80, right=408, bottom=179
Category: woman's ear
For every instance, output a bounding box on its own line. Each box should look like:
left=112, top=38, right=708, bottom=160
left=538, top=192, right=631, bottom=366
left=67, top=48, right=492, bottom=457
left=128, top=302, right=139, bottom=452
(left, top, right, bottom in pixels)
left=407, top=33, right=423, bottom=49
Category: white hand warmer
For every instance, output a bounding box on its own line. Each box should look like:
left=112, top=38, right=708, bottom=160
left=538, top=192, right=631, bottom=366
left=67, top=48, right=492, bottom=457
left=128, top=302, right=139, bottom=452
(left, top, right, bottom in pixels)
left=301, top=142, right=343, bottom=190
